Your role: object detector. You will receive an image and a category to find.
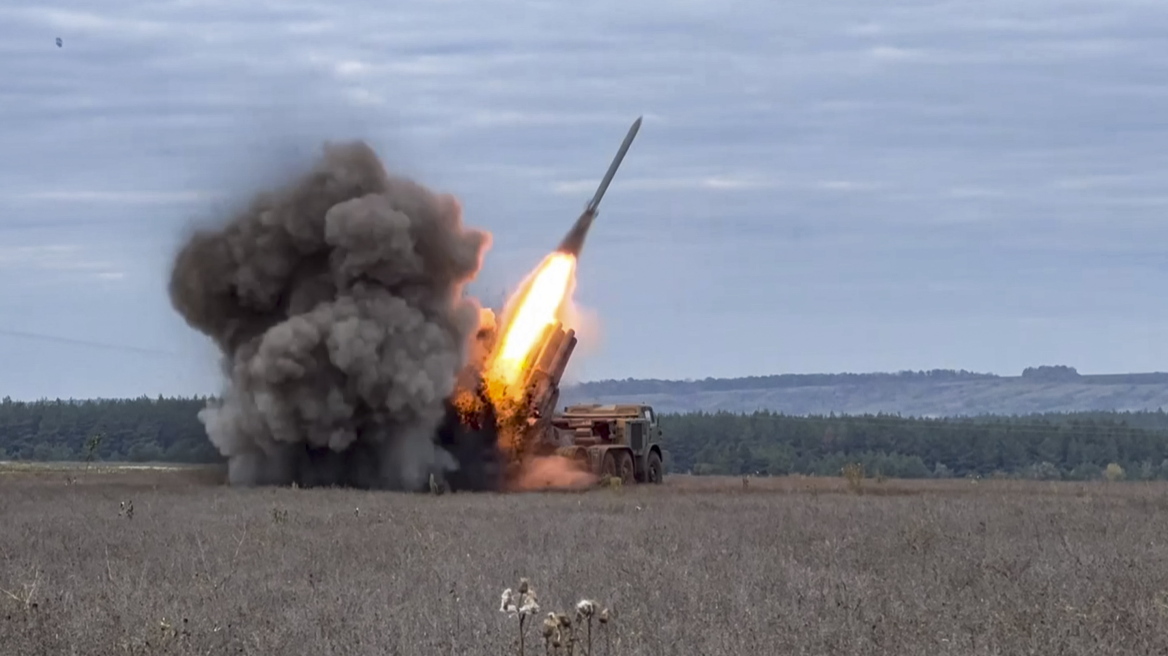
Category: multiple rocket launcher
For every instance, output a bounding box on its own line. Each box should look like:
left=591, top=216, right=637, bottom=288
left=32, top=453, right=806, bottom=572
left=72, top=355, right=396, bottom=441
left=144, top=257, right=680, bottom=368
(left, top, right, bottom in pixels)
left=507, top=117, right=645, bottom=466
left=513, top=114, right=643, bottom=406
left=527, top=114, right=642, bottom=403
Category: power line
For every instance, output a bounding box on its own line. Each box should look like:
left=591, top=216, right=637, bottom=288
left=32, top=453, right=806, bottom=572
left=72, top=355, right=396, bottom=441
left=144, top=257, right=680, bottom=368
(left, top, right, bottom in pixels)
left=0, top=328, right=179, bottom=358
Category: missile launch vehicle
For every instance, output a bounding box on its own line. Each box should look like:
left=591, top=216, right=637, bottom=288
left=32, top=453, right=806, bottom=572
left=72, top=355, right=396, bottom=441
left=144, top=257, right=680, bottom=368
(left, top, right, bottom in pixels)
left=513, top=117, right=665, bottom=484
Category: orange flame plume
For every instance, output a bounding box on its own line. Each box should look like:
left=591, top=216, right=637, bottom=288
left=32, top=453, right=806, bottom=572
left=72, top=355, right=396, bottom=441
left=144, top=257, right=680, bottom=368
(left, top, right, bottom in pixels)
left=486, top=252, right=577, bottom=400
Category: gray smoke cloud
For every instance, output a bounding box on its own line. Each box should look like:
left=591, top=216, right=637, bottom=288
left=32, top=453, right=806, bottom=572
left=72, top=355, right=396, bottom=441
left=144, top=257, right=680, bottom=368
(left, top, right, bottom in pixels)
left=168, top=140, right=495, bottom=490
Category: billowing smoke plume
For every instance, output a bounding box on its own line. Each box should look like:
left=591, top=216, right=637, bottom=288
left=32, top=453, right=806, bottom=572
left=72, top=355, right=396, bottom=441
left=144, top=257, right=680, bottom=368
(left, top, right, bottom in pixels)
left=168, top=141, right=501, bottom=491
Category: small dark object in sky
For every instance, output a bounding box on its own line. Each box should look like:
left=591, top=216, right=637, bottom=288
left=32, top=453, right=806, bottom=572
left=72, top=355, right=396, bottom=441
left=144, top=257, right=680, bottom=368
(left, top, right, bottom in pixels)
left=56, top=37, right=62, bottom=47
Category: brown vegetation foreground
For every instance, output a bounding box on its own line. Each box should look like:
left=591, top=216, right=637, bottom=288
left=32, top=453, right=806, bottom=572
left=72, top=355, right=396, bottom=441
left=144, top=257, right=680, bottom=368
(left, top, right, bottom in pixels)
left=2, top=468, right=1167, bottom=655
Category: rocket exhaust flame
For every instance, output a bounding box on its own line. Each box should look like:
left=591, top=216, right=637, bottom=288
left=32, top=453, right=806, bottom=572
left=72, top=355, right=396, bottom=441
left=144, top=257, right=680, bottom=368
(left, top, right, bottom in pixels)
left=486, top=252, right=577, bottom=397
left=484, top=114, right=641, bottom=413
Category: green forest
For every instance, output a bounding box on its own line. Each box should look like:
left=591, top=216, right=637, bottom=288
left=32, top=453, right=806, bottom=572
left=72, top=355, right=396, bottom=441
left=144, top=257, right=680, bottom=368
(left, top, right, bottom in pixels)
left=4, top=395, right=1168, bottom=480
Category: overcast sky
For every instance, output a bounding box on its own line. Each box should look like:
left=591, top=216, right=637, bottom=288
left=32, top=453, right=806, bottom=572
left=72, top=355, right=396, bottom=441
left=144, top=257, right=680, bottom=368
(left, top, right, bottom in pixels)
left=2, top=0, right=1168, bottom=399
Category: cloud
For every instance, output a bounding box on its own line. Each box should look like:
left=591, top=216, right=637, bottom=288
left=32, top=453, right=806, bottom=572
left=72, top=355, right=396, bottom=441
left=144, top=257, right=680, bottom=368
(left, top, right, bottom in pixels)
left=551, top=175, right=778, bottom=194
left=3, top=0, right=1168, bottom=398
left=5, top=190, right=221, bottom=204
left=0, top=244, right=85, bottom=265
left=946, top=186, right=1009, bottom=199
left=814, top=180, right=882, bottom=192
left=868, top=46, right=925, bottom=62
left=11, top=7, right=169, bottom=35
left=0, top=244, right=124, bottom=281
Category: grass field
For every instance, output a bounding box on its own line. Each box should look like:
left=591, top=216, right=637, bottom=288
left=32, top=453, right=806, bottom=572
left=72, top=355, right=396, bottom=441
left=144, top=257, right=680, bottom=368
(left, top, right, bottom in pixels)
left=2, top=466, right=1166, bottom=655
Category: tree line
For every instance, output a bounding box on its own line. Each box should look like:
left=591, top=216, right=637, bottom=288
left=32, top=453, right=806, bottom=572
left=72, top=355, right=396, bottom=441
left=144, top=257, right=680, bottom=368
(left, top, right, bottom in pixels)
left=0, top=396, right=220, bottom=464
left=660, top=410, right=1168, bottom=480
left=4, top=396, right=1168, bottom=480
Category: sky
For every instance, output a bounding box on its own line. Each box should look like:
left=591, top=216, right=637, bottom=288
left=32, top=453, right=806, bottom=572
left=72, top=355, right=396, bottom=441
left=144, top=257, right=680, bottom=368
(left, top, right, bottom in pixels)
left=2, top=0, right=1168, bottom=400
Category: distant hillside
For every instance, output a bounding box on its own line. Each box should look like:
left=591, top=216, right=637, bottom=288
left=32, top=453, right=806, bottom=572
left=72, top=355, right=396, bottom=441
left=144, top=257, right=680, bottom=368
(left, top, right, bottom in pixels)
left=562, top=366, right=1168, bottom=417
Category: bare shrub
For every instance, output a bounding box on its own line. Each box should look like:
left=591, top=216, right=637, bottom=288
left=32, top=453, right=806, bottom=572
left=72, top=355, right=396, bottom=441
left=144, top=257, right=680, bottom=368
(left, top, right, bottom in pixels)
left=1104, top=463, right=1125, bottom=482
left=842, top=462, right=864, bottom=493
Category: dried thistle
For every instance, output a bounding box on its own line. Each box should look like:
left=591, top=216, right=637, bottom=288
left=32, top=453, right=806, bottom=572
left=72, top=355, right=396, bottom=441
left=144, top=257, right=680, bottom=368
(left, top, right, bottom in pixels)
left=575, top=599, right=600, bottom=655
left=541, top=613, right=558, bottom=639
left=500, top=579, right=541, bottom=656
left=575, top=599, right=597, bottom=620
left=551, top=612, right=576, bottom=655
left=541, top=613, right=559, bottom=655
left=598, top=607, right=613, bottom=656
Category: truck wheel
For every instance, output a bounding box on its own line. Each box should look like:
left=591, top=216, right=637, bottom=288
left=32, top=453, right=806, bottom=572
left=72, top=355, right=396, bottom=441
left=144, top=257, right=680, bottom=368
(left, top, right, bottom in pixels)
left=601, top=451, right=617, bottom=479
left=617, top=451, right=635, bottom=485
left=647, top=451, right=663, bottom=484
left=572, top=449, right=590, bottom=472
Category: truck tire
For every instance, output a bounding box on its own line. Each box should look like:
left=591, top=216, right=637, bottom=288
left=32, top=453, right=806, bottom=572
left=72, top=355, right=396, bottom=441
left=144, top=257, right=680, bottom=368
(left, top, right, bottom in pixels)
left=572, top=448, right=590, bottom=473
left=601, top=451, right=617, bottom=479
left=617, top=450, right=635, bottom=485
left=647, top=451, right=663, bottom=484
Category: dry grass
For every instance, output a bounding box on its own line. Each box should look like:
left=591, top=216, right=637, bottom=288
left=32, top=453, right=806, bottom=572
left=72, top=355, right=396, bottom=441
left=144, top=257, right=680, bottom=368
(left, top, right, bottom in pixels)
left=2, top=468, right=1167, bottom=655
